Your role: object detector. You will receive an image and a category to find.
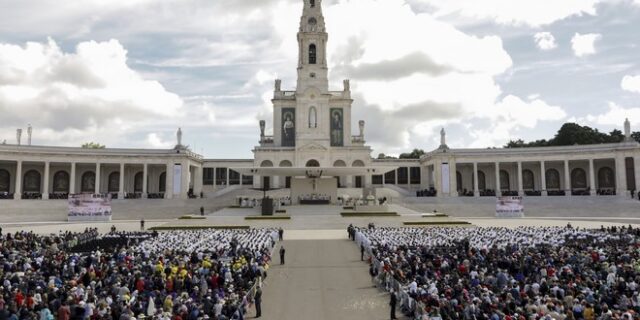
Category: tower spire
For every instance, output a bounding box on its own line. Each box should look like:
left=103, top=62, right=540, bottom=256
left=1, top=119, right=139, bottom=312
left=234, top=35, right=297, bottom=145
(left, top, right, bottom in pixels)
left=296, top=0, right=329, bottom=93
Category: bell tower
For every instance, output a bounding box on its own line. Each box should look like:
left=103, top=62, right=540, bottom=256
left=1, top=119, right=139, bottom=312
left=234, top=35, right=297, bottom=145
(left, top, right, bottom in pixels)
left=296, top=0, right=329, bottom=93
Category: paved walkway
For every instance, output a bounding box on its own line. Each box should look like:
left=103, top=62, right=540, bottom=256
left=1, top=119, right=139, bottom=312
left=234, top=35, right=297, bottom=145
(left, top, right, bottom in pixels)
left=248, top=239, right=404, bottom=320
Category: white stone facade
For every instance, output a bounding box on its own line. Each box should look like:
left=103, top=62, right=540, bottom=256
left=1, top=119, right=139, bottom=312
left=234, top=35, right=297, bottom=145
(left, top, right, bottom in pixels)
left=1, top=0, right=639, bottom=202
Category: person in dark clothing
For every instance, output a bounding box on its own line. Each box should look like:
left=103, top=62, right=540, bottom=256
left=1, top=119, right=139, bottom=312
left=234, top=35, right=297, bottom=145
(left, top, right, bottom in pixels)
left=389, top=290, right=397, bottom=320
left=254, top=286, right=262, bottom=318
left=279, top=246, right=285, bottom=265
left=140, top=218, right=145, bottom=230
left=278, top=228, right=283, bottom=241
left=360, top=244, right=365, bottom=261
left=200, top=206, right=205, bottom=216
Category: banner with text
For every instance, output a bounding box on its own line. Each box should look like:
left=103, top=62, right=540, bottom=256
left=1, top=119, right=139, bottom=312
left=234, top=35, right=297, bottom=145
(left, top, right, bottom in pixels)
left=68, top=194, right=112, bottom=221
left=495, top=196, right=524, bottom=218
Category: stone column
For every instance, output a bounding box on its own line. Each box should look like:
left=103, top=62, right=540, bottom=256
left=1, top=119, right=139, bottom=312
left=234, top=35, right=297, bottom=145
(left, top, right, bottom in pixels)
left=540, top=161, right=547, bottom=196
left=226, top=168, right=230, bottom=187
left=194, top=166, right=204, bottom=196
left=564, top=159, right=571, bottom=196
left=346, top=175, right=353, bottom=188
left=434, top=162, right=442, bottom=197
left=181, top=162, right=190, bottom=199
left=165, top=163, right=173, bottom=199
left=450, top=160, right=457, bottom=197
left=517, top=161, right=523, bottom=196
left=615, top=155, right=628, bottom=197
left=43, top=161, right=50, bottom=200
left=589, top=158, right=596, bottom=196
left=365, top=174, right=372, bottom=188
left=407, top=167, right=412, bottom=186
left=95, top=162, right=101, bottom=195
left=635, top=157, right=640, bottom=199
left=118, top=163, right=125, bottom=199
left=394, top=169, right=398, bottom=185
left=494, top=162, right=500, bottom=196
left=142, top=163, right=148, bottom=198
left=14, top=160, right=22, bottom=200
left=473, top=162, right=479, bottom=197
left=212, top=167, right=217, bottom=190
left=382, top=172, right=386, bottom=185
left=70, top=162, right=76, bottom=194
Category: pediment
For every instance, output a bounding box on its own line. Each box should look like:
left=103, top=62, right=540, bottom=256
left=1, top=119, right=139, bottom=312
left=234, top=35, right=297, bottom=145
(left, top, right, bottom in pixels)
left=297, top=142, right=328, bottom=151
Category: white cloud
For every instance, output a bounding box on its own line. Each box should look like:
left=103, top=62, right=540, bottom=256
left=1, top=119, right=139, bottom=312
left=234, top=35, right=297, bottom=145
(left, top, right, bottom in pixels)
left=146, top=133, right=174, bottom=148
left=621, top=75, right=640, bottom=93
left=571, top=33, right=601, bottom=57
left=0, top=38, right=182, bottom=146
left=413, top=0, right=600, bottom=27
left=534, top=32, right=557, bottom=50
left=585, top=102, right=640, bottom=126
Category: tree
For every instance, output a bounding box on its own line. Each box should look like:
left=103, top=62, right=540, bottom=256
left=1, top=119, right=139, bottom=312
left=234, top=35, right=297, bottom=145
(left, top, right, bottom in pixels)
left=632, top=131, right=640, bottom=143
left=377, top=153, right=397, bottom=159
left=505, top=122, right=632, bottom=148
left=82, top=142, right=105, bottom=149
left=399, top=148, right=426, bottom=159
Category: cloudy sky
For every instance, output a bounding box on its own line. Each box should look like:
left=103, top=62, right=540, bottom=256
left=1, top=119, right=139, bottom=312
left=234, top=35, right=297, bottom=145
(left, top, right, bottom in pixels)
left=0, top=0, right=639, bottom=158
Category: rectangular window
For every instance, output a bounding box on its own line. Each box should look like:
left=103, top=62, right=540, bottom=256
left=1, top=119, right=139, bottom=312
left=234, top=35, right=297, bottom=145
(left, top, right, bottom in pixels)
left=410, top=167, right=421, bottom=185
left=372, top=175, right=383, bottom=185
left=397, top=167, right=408, bottom=184
left=215, top=168, right=227, bottom=185
left=242, top=175, right=254, bottom=185
left=203, top=168, right=214, bottom=185
left=229, top=170, right=240, bottom=185
left=384, top=170, right=396, bottom=184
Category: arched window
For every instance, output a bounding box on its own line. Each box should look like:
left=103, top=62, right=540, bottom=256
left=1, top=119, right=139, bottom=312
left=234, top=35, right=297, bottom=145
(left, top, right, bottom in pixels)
left=0, top=169, right=10, bottom=193
left=545, top=169, right=560, bottom=189
left=477, top=171, right=486, bottom=191
left=597, top=167, right=615, bottom=189
left=134, top=172, right=143, bottom=192
left=352, top=160, right=365, bottom=167
left=333, top=160, right=346, bottom=167
left=81, top=171, right=96, bottom=193
left=499, top=170, right=510, bottom=191
left=108, top=172, right=120, bottom=192
left=53, top=171, right=70, bottom=193
left=310, top=0, right=315, bottom=7
left=260, top=160, right=274, bottom=167
left=571, top=168, right=587, bottom=189
left=279, top=160, right=293, bottom=167
left=159, top=172, right=166, bottom=193
left=522, top=169, right=535, bottom=190
left=309, top=44, right=316, bottom=64
left=23, top=170, right=41, bottom=193
left=306, top=159, right=320, bottom=167
left=308, top=106, right=317, bottom=128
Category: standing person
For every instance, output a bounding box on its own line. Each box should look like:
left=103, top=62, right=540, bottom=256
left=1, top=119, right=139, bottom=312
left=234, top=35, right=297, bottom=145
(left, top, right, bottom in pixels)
left=140, top=218, right=145, bottom=231
left=389, top=290, right=397, bottom=320
left=200, top=206, right=205, bottom=216
left=279, top=246, right=286, bottom=265
left=58, top=301, right=71, bottom=320
left=360, top=243, right=365, bottom=261
left=278, top=228, right=283, bottom=241
left=254, top=286, right=262, bottom=318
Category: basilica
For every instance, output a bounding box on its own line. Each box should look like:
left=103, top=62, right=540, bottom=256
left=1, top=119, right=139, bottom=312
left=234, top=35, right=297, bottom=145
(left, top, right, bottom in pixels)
left=0, top=0, right=639, bottom=202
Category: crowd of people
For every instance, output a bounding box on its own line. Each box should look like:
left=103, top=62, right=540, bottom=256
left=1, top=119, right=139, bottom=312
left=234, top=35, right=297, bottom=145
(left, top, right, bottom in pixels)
left=356, top=225, right=640, bottom=319
left=0, top=228, right=278, bottom=320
